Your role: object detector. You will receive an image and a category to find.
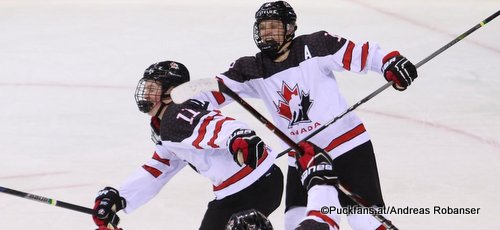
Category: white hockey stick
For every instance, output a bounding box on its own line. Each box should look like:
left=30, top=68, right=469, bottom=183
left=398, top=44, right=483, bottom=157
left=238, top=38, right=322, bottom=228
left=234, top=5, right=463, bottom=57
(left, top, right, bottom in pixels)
left=171, top=78, right=219, bottom=104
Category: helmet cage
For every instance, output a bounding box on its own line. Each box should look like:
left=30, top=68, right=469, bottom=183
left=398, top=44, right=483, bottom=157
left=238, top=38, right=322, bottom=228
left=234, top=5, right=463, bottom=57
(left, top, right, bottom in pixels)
left=134, top=79, right=163, bottom=113
left=134, top=61, right=190, bottom=113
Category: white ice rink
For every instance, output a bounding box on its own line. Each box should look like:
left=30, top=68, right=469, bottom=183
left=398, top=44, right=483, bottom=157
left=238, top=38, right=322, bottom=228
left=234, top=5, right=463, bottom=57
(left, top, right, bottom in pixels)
left=1, top=0, right=499, bottom=229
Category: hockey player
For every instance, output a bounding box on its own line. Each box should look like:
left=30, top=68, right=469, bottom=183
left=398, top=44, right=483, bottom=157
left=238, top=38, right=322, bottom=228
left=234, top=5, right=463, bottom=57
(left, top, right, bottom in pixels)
left=91, top=61, right=283, bottom=230
left=196, top=1, right=418, bottom=229
left=226, top=141, right=340, bottom=230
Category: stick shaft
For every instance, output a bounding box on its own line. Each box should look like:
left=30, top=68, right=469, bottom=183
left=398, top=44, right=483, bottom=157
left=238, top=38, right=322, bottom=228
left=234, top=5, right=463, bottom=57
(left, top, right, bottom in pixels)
left=218, top=82, right=398, bottom=229
left=0, top=185, right=94, bottom=215
left=277, top=10, right=500, bottom=158
left=415, top=10, right=500, bottom=68
left=218, top=82, right=304, bottom=154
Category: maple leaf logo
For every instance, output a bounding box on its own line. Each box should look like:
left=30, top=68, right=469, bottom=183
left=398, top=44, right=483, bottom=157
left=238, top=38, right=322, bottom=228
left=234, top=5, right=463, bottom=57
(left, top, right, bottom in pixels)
left=275, top=82, right=313, bottom=127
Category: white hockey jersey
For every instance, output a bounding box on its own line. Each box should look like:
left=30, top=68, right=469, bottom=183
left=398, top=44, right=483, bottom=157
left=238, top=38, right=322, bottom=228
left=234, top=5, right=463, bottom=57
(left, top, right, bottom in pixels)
left=119, top=99, right=277, bottom=213
left=197, top=31, right=389, bottom=166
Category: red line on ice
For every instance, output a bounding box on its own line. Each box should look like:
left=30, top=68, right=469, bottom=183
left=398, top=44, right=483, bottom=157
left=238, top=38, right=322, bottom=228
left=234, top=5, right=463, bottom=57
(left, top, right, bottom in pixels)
left=0, top=82, right=130, bottom=89
left=0, top=171, right=69, bottom=180
left=27, top=183, right=94, bottom=192
left=348, top=0, right=500, bottom=54
left=359, top=109, right=500, bottom=149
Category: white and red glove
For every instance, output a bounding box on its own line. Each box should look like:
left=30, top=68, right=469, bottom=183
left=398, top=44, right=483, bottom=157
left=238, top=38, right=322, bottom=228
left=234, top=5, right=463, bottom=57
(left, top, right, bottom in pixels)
left=382, top=51, right=418, bottom=91
left=93, top=187, right=126, bottom=230
left=228, top=129, right=266, bottom=169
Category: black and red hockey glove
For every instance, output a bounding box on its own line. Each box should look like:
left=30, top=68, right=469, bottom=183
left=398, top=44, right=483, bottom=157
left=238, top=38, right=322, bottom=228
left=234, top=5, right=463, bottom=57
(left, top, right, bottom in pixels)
left=228, top=129, right=266, bottom=169
left=295, top=141, right=337, bottom=191
left=382, top=51, right=418, bottom=91
left=93, top=187, right=126, bottom=230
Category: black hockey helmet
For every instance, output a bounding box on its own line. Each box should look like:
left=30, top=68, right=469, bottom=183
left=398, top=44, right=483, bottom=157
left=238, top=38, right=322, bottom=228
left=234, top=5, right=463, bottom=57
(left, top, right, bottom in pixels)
left=134, top=61, right=190, bottom=113
left=225, top=209, right=274, bottom=230
left=253, top=1, right=297, bottom=58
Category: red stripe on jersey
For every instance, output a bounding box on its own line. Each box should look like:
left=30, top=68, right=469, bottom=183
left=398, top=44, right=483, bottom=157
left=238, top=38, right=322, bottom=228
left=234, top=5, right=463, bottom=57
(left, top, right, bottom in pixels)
left=342, top=41, right=355, bottom=71
left=213, top=77, right=227, bottom=105
left=212, top=91, right=226, bottom=105
left=213, top=149, right=269, bottom=191
left=324, top=124, right=366, bottom=152
left=192, top=115, right=217, bottom=149
left=207, top=117, right=235, bottom=148
left=152, top=152, right=170, bottom=166
left=361, top=42, right=369, bottom=70
left=376, top=225, right=387, bottom=230
left=142, top=165, right=162, bottom=178
left=308, top=210, right=339, bottom=229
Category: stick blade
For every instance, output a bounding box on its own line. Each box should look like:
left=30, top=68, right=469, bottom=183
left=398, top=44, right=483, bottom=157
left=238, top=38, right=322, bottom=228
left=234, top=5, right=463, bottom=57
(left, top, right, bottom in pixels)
left=171, top=78, right=219, bottom=103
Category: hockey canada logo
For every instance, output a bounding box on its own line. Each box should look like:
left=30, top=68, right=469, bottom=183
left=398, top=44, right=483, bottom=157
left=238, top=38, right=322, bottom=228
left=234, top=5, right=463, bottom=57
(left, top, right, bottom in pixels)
left=275, top=82, right=313, bottom=127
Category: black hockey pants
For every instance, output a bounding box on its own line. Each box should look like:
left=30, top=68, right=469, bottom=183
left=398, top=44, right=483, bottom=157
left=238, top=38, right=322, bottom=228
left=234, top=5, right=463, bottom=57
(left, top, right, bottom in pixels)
left=285, top=140, right=385, bottom=211
left=199, top=164, right=283, bottom=230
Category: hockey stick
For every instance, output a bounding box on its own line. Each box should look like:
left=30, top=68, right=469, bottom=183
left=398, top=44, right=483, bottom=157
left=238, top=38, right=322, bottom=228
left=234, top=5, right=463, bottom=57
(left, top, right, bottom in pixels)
left=216, top=81, right=399, bottom=230
left=274, top=9, right=500, bottom=158
left=173, top=80, right=398, bottom=228
left=170, top=12, right=498, bottom=229
left=172, top=10, right=500, bottom=158
left=0, top=185, right=95, bottom=215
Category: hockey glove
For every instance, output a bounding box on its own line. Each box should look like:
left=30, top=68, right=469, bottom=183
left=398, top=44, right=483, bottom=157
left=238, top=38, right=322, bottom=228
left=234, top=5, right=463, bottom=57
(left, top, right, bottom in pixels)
left=295, top=141, right=338, bottom=191
left=382, top=51, right=418, bottom=91
left=93, top=187, right=126, bottom=230
left=228, top=129, right=266, bottom=169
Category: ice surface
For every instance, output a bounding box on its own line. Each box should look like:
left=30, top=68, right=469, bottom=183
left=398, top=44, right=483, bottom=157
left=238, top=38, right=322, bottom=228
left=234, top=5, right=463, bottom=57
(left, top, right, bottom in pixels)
left=1, top=0, right=499, bottom=229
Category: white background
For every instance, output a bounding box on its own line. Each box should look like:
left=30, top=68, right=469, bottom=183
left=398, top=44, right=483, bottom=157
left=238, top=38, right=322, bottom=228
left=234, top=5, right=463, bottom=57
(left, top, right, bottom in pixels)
left=1, top=0, right=499, bottom=229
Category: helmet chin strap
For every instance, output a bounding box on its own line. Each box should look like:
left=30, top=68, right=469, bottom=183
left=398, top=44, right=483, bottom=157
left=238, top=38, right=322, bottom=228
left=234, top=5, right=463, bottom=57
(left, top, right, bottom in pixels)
left=154, top=100, right=173, bottom=120
left=264, top=39, right=291, bottom=60
left=153, top=102, right=169, bottom=118
left=154, top=92, right=174, bottom=118
left=275, top=42, right=291, bottom=58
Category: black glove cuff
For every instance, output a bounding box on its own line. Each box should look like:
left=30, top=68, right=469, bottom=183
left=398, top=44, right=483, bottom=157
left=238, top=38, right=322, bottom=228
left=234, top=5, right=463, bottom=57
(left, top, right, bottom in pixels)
left=96, top=187, right=127, bottom=210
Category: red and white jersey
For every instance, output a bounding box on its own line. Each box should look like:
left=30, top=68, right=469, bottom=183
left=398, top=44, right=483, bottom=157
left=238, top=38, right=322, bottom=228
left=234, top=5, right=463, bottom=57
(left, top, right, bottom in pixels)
left=197, top=31, right=389, bottom=166
left=119, top=99, right=277, bottom=213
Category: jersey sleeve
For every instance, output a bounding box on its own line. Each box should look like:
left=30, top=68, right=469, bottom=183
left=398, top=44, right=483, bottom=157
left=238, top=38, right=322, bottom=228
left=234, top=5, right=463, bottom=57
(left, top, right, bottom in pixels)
left=191, top=88, right=233, bottom=109
left=119, top=149, right=187, bottom=213
left=315, top=31, right=388, bottom=74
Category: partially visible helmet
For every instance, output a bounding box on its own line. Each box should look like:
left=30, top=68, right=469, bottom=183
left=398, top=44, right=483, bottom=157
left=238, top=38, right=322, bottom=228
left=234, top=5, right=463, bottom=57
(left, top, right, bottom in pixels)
left=225, top=209, right=274, bottom=230
left=253, top=1, right=297, bottom=58
left=134, top=61, right=190, bottom=113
